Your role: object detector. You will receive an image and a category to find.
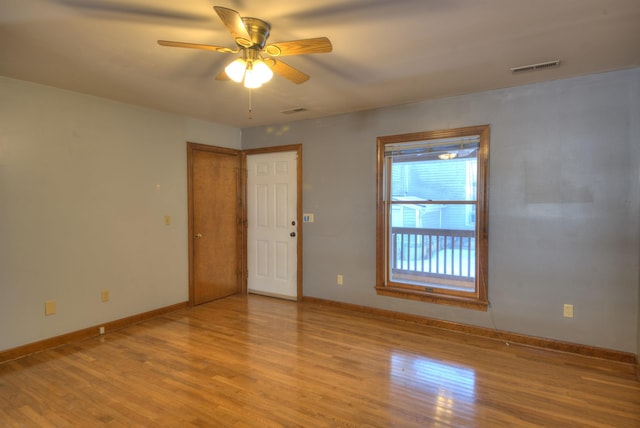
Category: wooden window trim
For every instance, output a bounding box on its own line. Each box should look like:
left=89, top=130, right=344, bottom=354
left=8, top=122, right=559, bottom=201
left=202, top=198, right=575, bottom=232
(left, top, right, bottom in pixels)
left=375, top=125, right=490, bottom=311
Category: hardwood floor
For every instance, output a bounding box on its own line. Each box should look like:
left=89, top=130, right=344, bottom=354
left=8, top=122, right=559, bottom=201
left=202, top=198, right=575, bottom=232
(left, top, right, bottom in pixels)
left=1, top=295, right=638, bottom=427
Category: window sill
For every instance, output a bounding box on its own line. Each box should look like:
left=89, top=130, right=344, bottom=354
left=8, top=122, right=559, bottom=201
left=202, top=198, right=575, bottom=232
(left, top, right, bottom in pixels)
left=375, top=285, right=488, bottom=311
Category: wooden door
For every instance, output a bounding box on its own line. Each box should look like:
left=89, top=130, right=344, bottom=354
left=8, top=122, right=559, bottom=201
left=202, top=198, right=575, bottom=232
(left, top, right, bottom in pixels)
left=187, top=143, right=243, bottom=305
left=246, top=149, right=300, bottom=300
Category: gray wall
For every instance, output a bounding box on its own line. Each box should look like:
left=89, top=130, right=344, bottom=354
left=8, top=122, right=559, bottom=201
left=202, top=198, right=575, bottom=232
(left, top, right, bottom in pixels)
left=0, top=77, right=241, bottom=351
left=243, top=68, right=640, bottom=353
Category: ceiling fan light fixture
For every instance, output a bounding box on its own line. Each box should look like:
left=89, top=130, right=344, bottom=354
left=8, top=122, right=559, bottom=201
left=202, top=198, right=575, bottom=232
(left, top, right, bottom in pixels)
left=243, top=67, right=263, bottom=88
left=242, top=59, right=273, bottom=89
left=252, top=59, right=273, bottom=83
left=225, top=58, right=246, bottom=82
left=225, top=56, right=273, bottom=88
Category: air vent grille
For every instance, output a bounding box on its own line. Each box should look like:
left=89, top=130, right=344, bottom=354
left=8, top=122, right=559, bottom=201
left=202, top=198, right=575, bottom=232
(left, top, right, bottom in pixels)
left=510, top=60, right=560, bottom=74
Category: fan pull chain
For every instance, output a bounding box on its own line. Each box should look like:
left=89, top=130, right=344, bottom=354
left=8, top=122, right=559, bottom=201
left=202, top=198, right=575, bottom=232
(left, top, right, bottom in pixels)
left=248, top=89, right=252, bottom=120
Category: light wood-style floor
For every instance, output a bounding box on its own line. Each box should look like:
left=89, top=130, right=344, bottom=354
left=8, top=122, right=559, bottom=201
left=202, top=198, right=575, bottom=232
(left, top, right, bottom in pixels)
left=1, top=295, right=638, bottom=427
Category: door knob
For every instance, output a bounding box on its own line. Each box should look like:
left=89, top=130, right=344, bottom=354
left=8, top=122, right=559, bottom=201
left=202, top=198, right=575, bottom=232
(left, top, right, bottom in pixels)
left=195, top=233, right=202, bottom=239
left=290, top=232, right=296, bottom=237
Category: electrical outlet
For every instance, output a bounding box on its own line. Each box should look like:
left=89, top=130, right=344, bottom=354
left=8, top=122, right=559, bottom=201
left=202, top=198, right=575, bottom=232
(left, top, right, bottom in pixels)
left=337, top=274, right=343, bottom=285
left=101, top=290, right=110, bottom=302
left=563, top=304, right=574, bottom=318
left=99, top=326, right=105, bottom=335
left=45, top=300, right=56, bottom=316
left=164, top=215, right=171, bottom=226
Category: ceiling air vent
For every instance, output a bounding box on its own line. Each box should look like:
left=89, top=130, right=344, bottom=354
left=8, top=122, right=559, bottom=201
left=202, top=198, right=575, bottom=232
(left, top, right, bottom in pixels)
left=510, top=60, right=560, bottom=74
left=280, top=107, right=308, bottom=115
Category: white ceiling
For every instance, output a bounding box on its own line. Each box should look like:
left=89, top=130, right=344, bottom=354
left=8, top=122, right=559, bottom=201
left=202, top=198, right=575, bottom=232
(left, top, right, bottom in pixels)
left=1, top=0, right=639, bottom=128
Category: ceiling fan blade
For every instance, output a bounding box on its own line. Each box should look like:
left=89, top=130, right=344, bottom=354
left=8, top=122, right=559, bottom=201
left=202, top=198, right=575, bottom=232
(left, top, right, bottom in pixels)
left=157, top=40, right=237, bottom=54
left=264, top=58, right=310, bottom=84
left=213, top=6, right=253, bottom=48
left=264, top=37, right=332, bottom=57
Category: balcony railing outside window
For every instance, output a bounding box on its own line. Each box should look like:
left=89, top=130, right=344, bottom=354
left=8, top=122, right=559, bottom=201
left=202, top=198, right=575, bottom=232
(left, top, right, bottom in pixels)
left=390, top=227, right=475, bottom=290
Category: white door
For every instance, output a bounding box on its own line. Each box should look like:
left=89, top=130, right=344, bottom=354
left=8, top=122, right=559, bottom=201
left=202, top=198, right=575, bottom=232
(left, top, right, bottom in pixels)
left=247, top=151, right=298, bottom=299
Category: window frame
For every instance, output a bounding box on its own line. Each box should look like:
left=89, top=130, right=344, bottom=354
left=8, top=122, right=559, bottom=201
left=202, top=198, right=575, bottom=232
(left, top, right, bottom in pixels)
left=375, top=125, right=490, bottom=311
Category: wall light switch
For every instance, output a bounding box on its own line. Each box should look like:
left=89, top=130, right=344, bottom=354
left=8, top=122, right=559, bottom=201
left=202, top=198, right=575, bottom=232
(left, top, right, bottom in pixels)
left=303, top=213, right=314, bottom=223
left=101, top=290, right=110, bottom=302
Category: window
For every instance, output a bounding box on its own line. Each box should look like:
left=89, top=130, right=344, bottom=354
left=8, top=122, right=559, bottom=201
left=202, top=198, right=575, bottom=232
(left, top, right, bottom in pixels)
left=376, top=125, right=489, bottom=310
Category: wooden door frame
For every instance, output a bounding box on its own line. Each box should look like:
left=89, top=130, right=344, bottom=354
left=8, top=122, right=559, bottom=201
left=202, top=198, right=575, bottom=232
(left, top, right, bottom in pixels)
left=242, top=144, right=303, bottom=302
left=187, top=142, right=245, bottom=305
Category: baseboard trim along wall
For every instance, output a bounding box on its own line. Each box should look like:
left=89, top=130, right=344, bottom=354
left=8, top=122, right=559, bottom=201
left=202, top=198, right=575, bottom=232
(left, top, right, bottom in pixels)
left=0, top=302, right=189, bottom=363
left=2, top=297, right=637, bottom=370
left=302, top=296, right=638, bottom=365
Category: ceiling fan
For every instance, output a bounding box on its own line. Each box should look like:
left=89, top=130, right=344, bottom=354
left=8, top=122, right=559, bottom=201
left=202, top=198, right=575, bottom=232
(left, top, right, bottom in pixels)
left=158, top=6, right=333, bottom=89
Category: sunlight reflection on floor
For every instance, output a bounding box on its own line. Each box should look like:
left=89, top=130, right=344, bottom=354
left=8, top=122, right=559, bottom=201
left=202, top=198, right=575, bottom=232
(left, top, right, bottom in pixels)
left=391, top=352, right=476, bottom=423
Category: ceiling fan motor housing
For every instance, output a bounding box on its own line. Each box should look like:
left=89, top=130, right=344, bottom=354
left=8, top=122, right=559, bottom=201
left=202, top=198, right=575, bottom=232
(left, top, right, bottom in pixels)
left=239, top=17, right=271, bottom=49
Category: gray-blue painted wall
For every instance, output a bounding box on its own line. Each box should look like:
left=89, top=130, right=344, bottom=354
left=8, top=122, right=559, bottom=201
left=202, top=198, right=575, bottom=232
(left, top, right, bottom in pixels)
left=242, top=68, right=640, bottom=353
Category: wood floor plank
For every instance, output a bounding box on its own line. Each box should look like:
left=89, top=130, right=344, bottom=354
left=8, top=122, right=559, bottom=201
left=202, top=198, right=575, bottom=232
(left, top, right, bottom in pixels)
left=1, top=295, right=638, bottom=427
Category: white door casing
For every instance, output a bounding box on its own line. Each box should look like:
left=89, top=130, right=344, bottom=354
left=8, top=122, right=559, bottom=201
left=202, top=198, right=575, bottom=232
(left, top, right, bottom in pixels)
left=247, top=151, right=298, bottom=299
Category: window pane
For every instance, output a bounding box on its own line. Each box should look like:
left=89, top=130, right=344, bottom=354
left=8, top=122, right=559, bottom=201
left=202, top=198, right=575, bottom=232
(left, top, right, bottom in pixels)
left=390, top=203, right=475, bottom=231
left=391, top=156, right=477, bottom=202
left=388, top=205, right=476, bottom=290
left=385, top=138, right=480, bottom=291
